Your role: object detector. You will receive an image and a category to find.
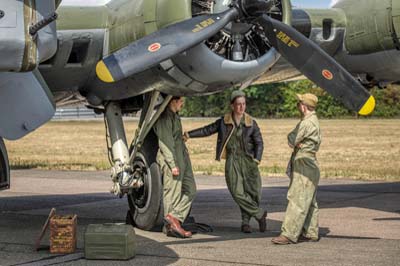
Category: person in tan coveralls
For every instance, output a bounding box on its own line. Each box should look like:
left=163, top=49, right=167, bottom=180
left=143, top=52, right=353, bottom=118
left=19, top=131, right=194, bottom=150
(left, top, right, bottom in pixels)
left=272, top=93, right=321, bottom=245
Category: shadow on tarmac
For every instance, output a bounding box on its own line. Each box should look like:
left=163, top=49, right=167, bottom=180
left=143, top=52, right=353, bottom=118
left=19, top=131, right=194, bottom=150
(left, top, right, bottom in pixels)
left=0, top=215, right=180, bottom=266
left=1, top=181, right=399, bottom=222
left=1, top=181, right=398, bottom=247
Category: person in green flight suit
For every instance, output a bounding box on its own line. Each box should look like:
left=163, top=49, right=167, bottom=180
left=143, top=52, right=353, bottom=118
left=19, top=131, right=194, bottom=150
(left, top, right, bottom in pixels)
left=272, top=93, right=322, bottom=244
left=153, top=96, right=196, bottom=238
left=184, top=90, right=267, bottom=233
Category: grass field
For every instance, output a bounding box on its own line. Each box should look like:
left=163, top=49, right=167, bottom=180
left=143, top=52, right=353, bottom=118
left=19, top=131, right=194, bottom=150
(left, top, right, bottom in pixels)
left=4, top=119, right=400, bottom=181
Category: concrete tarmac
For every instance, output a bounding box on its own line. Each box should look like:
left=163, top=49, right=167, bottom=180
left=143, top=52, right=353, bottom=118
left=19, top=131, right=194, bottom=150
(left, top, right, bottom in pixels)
left=0, top=170, right=399, bottom=266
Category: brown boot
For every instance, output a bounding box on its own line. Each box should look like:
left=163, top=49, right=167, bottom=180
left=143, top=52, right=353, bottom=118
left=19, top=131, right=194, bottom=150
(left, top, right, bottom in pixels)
left=241, top=224, right=252, bottom=233
left=271, top=235, right=294, bottom=245
left=256, top=211, right=268, bottom=232
left=164, top=214, right=192, bottom=238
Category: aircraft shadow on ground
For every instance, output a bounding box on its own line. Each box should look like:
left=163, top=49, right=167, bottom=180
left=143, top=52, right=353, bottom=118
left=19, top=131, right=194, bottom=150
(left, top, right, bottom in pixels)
left=0, top=214, right=179, bottom=266
left=1, top=181, right=398, bottom=214
left=194, top=181, right=400, bottom=216
left=1, top=235, right=179, bottom=266
left=1, top=181, right=398, bottom=249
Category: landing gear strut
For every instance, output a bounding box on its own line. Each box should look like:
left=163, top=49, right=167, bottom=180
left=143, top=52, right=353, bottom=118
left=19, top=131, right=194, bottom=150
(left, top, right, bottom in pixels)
left=104, top=91, right=172, bottom=230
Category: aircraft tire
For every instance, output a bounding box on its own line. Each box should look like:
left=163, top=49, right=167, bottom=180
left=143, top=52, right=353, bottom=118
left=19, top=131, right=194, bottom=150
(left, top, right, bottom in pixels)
left=127, top=151, right=164, bottom=231
left=0, top=137, right=10, bottom=190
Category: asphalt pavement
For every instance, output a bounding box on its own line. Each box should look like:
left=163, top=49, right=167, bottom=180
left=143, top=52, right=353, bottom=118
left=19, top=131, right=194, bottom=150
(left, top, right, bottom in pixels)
left=0, top=170, right=399, bottom=266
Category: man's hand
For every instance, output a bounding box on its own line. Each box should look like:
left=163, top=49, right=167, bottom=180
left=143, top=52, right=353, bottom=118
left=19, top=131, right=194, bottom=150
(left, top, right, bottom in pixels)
left=172, top=167, right=180, bottom=176
left=182, top=132, right=189, bottom=142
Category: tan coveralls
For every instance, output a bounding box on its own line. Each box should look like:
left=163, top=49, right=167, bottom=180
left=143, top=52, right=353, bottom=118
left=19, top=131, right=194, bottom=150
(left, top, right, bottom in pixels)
left=281, top=111, right=321, bottom=242
left=153, top=108, right=196, bottom=223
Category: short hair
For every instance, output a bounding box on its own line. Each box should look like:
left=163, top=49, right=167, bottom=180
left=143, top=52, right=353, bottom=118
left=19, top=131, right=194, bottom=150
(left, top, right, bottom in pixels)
left=169, top=96, right=182, bottom=104
left=171, top=96, right=181, bottom=101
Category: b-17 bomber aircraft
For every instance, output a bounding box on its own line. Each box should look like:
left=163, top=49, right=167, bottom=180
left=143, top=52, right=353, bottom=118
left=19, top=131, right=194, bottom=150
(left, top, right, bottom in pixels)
left=0, top=0, right=397, bottom=230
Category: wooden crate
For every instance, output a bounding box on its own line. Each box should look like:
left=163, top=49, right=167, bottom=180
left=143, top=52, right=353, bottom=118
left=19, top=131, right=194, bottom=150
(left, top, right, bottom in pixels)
left=50, top=214, right=77, bottom=254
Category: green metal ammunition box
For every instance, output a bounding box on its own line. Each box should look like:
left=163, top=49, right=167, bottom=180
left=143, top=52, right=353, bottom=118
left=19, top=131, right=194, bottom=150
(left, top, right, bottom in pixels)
left=84, top=223, right=136, bottom=260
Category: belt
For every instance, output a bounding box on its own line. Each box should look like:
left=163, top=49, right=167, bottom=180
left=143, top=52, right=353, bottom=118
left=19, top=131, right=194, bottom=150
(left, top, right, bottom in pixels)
left=295, top=151, right=316, bottom=158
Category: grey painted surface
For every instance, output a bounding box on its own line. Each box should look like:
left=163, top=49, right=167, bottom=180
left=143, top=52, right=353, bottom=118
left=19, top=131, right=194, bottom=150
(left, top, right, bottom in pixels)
left=0, top=70, right=55, bottom=140
left=0, top=0, right=26, bottom=71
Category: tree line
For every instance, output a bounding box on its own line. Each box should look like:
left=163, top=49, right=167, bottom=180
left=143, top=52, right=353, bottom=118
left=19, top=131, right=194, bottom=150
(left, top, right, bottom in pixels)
left=181, top=80, right=400, bottom=118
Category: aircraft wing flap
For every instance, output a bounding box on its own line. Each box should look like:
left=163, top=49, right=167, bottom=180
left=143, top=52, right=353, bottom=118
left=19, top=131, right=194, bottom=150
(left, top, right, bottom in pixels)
left=0, top=70, right=55, bottom=140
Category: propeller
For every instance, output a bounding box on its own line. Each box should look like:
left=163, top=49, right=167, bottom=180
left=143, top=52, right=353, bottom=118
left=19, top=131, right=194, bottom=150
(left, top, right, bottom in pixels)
left=96, top=8, right=239, bottom=83
left=254, top=14, right=375, bottom=115
left=96, top=0, right=375, bottom=115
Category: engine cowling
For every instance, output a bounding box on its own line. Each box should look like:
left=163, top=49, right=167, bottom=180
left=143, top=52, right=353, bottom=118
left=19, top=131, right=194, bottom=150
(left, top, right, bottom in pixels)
left=55, top=0, right=292, bottom=104
left=335, top=0, right=400, bottom=55
left=160, top=0, right=292, bottom=95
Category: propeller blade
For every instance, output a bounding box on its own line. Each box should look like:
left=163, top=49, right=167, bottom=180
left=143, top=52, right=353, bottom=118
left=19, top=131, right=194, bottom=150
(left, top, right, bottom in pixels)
left=256, top=15, right=375, bottom=115
left=96, top=8, right=239, bottom=83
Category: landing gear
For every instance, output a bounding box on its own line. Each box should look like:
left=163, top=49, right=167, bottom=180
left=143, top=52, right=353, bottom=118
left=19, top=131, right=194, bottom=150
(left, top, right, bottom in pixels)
left=0, top=137, right=10, bottom=190
left=104, top=91, right=172, bottom=230
left=128, top=150, right=163, bottom=231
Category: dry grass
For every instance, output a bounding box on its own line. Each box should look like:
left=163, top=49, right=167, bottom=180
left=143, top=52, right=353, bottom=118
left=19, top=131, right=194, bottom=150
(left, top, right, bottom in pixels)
left=4, top=119, right=400, bottom=181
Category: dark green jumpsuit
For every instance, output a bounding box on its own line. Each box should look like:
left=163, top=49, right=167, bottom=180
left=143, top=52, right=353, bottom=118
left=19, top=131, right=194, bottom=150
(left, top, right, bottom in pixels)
left=153, top=108, right=196, bottom=223
left=225, top=117, right=265, bottom=226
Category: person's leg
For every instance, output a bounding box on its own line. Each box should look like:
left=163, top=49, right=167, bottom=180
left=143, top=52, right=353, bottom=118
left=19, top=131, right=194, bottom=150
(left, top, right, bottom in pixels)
left=301, top=193, right=319, bottom=240
left=243, top=158, right=262, bottom=206
left=157, top=153, right=177, bottom=217
left=225, top=157, right=264, bottom=224
left=158, top=153, right=191, bottom=238
left=302, top=161, right=320, bottom=240
left=240, top=208, right=251, bottom=226
left=238, top=207, right=251, bottom=232
left=243, top=158, right=267, bottom=231
left=161, top=165, right=182, bottom=218
left=280, top=158, right=318, bottom=242
left=172, top=158, right=197, bottom=222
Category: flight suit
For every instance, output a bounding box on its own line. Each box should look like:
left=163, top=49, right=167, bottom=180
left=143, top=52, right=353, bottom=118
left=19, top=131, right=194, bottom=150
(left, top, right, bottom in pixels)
left=281, top=111, right=321, bottom=242
left=225, top=117, right=265, bottom=226
left=153, top=108, right=196, bottom=223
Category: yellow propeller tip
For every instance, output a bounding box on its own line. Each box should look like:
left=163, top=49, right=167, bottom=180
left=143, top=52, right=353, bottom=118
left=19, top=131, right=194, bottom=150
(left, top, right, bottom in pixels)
left=96, top=61, right=114, bottom=83
left=358, top=95, right=375, bottom=116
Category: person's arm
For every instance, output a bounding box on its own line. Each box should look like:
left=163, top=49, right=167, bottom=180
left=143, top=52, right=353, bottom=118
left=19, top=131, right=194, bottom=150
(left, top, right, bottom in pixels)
left=186, top=119, right=219, bottom=139
left=287, top=123, right=299, bottom=148
left=293, top=120, right=312, bottom=148
left=252, top=120, right=264, bottom=163
left=153, top=116, right=177, bottom=170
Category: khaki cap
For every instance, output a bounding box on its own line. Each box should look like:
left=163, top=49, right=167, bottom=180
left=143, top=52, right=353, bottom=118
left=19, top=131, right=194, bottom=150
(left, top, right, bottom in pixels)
left=230, top=90, right=246, bottom=102
left=296, top=93, right=318, bottom=108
